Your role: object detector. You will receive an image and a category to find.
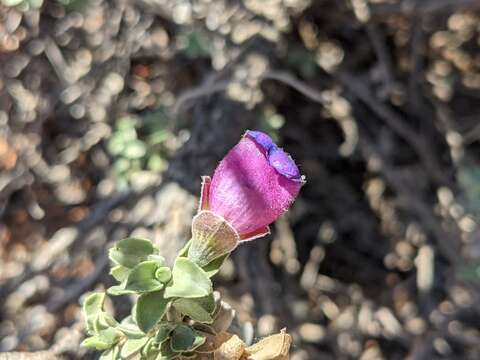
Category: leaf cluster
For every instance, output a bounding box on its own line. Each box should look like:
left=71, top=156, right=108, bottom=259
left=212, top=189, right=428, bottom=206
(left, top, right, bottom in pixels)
left=82, top=238, right=230, bottom=359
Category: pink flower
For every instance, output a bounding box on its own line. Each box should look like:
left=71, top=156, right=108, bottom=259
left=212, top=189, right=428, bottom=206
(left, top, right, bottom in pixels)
left=199, top=130, right=304, bottom=241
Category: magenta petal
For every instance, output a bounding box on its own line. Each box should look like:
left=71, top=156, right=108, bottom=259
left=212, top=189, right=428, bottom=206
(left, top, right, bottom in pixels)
left=240, top=226, right=270, bottom=242
left=209, top=134, right=303, bottom=235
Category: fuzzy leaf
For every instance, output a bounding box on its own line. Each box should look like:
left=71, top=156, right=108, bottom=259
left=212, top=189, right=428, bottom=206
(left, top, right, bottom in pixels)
left=81, top=328, right=121, bottom=350
left=123, top=140, right=147, bottom=159
left=156, top=340, right=179, bottom=359
left=136, top=291, right=170, bottom=333
left=93, top=312, right=118, bottom=333
left=2, top=0, right=23, bottom=6
left=164, top=258, right=212, bottom=299
left=110, top=237, right=155, bottom=268
left=148, top=254, right=167, bottom=267
left=107, top=282, right=136, bottom=296
left=83, top=292, right=105, bottom=317
left=173, top=295, right=215, bottom=323
left=125, top=261, right=164, bottom=293
left=142, top=338, right=157, bottom=358
left=120, top=337, right=149, bottom=358
left=170, top=325, right=205, bottom=352
left=116, top=322, right=144, bottom=339
left=99, top=346, right=119, bottom=360
left=82, top=336, right=111, bottom=350
left=110, top=265, right=130, bottom=282
left=83, top=293, right=114, bottom=335
left=155, top=323, right=175, bottom=345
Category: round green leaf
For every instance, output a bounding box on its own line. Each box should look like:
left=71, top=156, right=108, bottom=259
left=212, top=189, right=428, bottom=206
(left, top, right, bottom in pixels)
left=117, top=237, right=154, bottom=255
left=164, top=258, right=212, bottom=299
left=155, top=323, right=176, bottom=345
left=116, top=322, right=144, bottom=339
left=2, top=0, right=23, bottom=5
left=83, top=292, right=105, bottom=317
left=173, top=297, right=214, bottom=323
left=120, top=337, right=149, bottom=358
left=142, top=337, right=157, bottom=358
left=125, top=261, right=164, bottom=293
left=93, top=313, right=118, bottom=333
left=81, top=328, right=121, bottom=350
left=113, top=158, right=131, bottom=174
left=147, top=154, right=167, bottom=172
left=81, top=336, right=112, bottom=350
left=148, top=254, right=166, bottom=267
left=170, top=325, right=205, bottom=352
left=117, top=116, right=138, bottom=131
left=136, top=291, right=170, bottom=333
left=107, top=135, right=126, bottom=156
left=110, top=265, right=130, bottom=282
left=107, top=282, right=136, bottom=296
left=99, top=346, right=119, bottom=360
left=155, top=267, right=172, bottom=283
left=157, top=340, right=179, bottom=360
left=110, top=237, right=155, bottom=268
left=28, top=0, right=43, bottom=8
left=123, top=140, right=147, bottom=159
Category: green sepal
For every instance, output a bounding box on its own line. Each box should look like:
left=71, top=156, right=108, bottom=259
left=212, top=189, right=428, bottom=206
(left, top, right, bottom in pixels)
left=202, top=253, right=229, bottom=278
left=120, top=337, right=149, bottom=358
left=136, top=290, right=170, bottom=333
left=178, top=240, right=228, bottom=278
left=125, top=260, right=164, bottom=293
left=164, top=258, right=212, bottom=299
left=109, top=237, right=156, bottom=268
left=170, top=325, right=206, bottom=352
left=177, top=240, right=191, bottom=258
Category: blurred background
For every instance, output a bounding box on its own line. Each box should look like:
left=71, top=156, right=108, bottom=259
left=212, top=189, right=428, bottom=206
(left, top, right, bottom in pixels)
left=1, top=0, right=480, bottom=359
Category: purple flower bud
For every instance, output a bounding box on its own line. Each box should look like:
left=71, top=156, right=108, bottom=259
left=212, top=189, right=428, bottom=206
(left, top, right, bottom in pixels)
left=200, top=131, right=304, bottom=240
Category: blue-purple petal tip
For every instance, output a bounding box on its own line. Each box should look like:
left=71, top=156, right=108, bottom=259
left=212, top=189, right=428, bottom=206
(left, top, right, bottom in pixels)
left=246, top=130, right=302, bottom=181
left=268, top=147, right=301, bottom=180
left=246, top=130, right=275, bottom=152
